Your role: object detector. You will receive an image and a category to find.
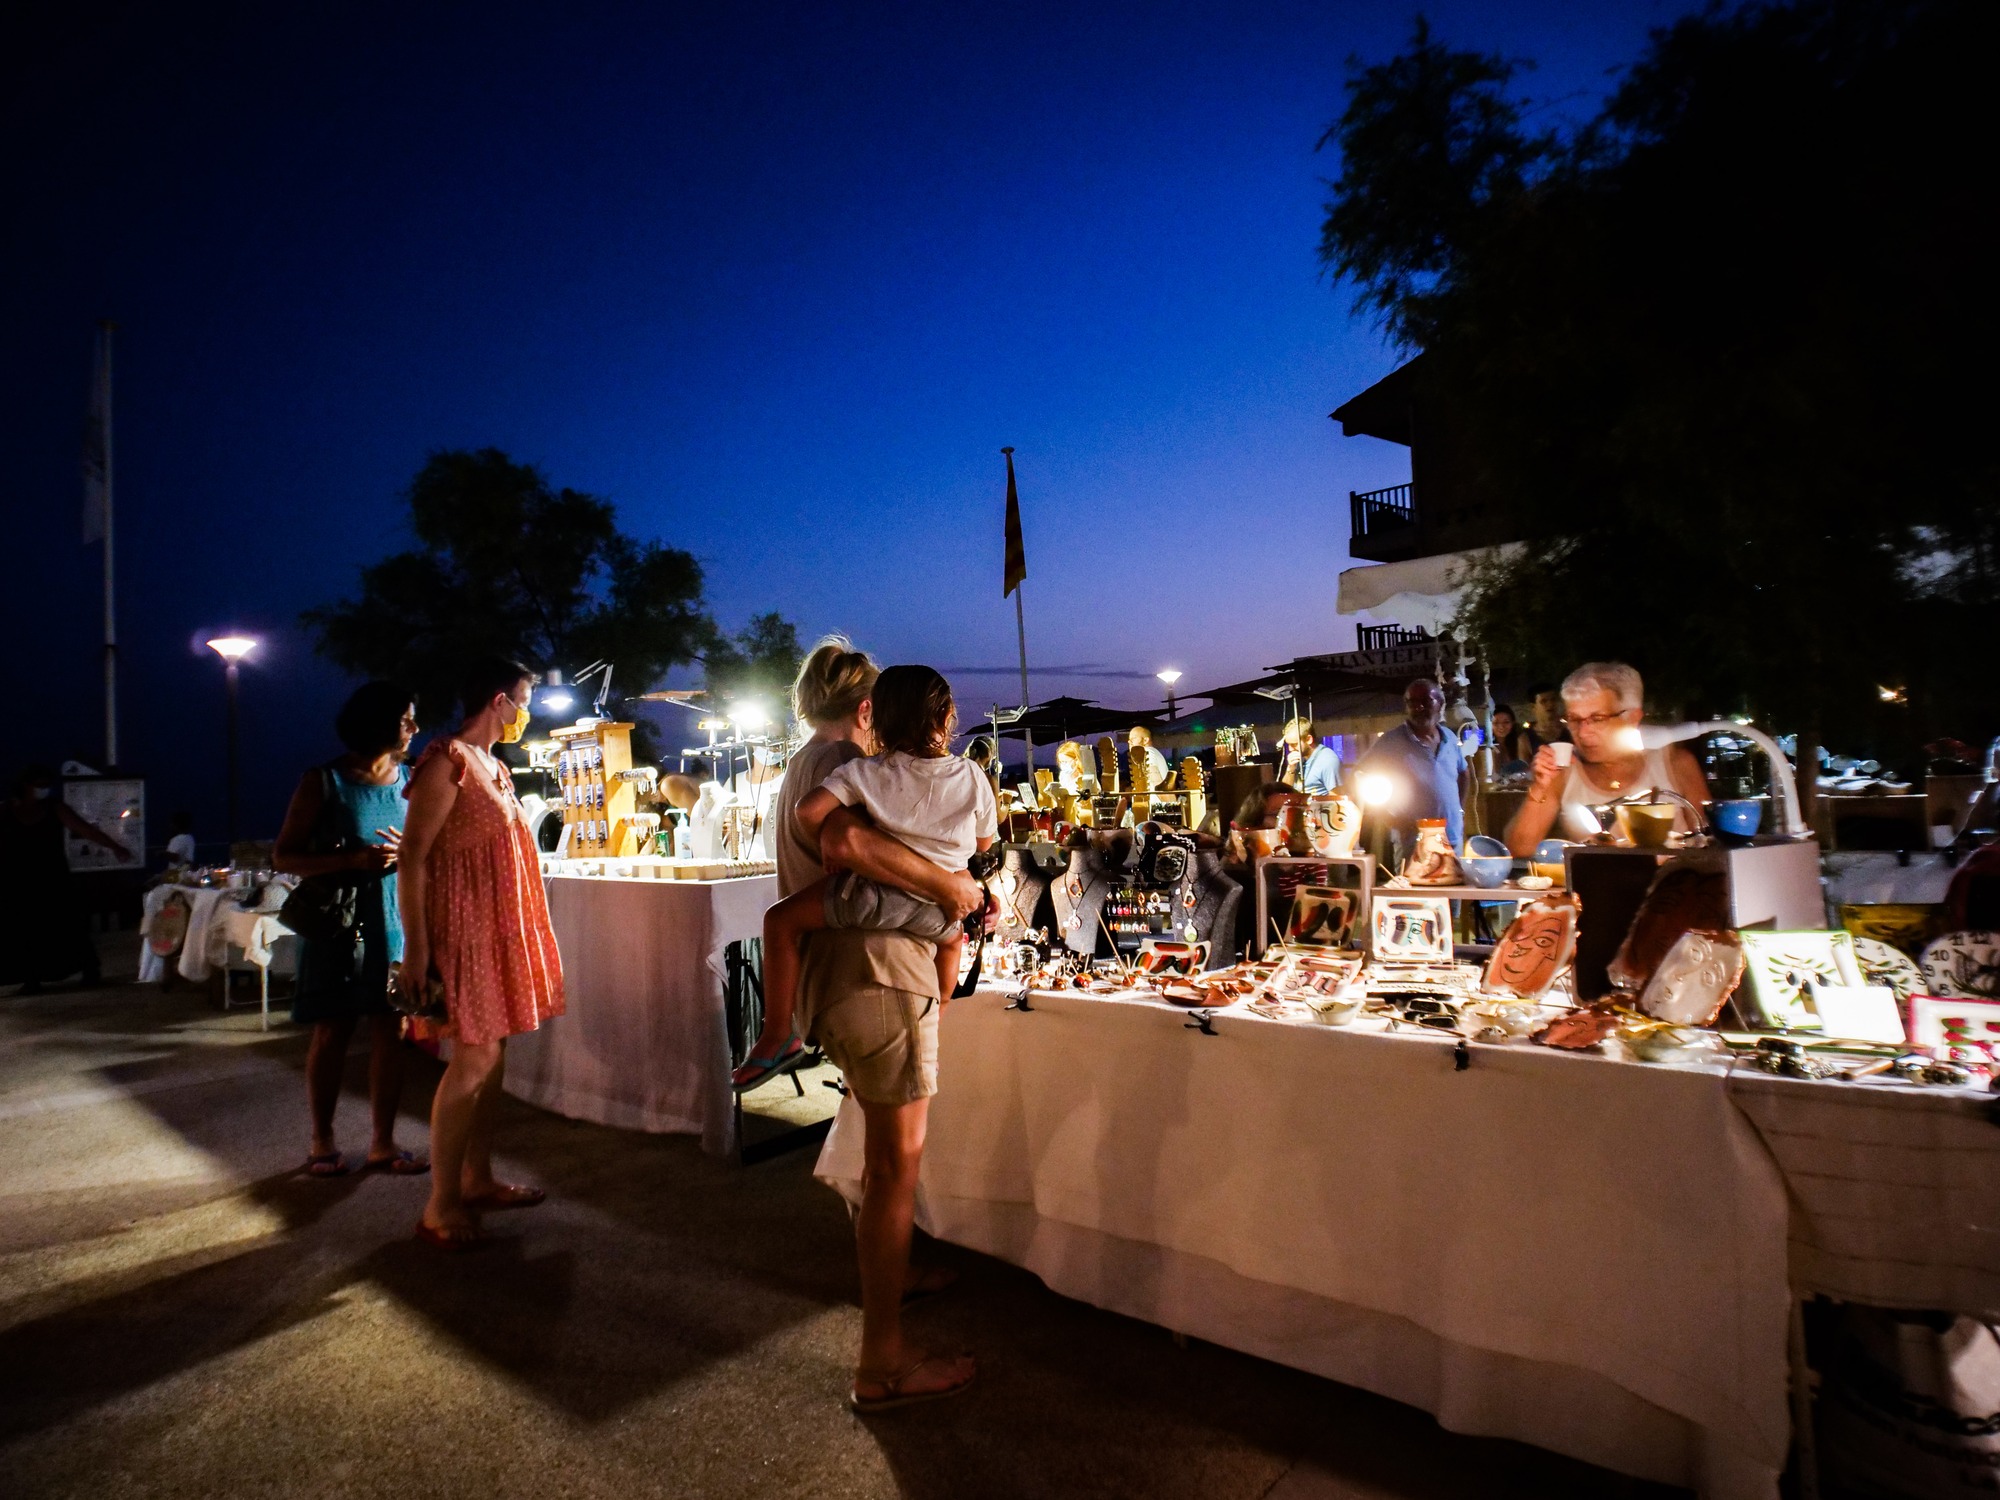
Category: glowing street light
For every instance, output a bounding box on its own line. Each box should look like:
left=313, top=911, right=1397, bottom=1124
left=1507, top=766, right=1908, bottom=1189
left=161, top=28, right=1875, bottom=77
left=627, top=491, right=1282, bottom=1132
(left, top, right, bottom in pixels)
left=205, top=634, right=260, bottom=845
left=1157, top=668, right=1183, bottom=720
left=732, top=701, right=771, bottom=732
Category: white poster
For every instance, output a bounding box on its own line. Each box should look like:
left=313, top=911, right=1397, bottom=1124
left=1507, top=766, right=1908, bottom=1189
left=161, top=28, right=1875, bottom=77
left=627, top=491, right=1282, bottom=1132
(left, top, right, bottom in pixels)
left=63, top=777, right=145, bottom=872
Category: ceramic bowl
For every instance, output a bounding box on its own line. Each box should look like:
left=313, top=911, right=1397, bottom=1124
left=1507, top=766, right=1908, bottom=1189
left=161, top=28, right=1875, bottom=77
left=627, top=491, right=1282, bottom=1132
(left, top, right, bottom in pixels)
left=1530, top=839, right=1570, bottom=886
left=1304, top=992, right=1363, bottom=1026
left=1461, top=834, right=1512, bottom=889
left=1714, top=799, right=1764, bottom=838
left=1618, top=803, right=1677, bottom=849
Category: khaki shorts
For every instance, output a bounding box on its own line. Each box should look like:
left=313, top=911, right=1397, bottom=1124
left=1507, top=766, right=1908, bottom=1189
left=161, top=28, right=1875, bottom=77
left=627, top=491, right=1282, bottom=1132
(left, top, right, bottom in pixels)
left=805, top=984, right=938, bottom=1107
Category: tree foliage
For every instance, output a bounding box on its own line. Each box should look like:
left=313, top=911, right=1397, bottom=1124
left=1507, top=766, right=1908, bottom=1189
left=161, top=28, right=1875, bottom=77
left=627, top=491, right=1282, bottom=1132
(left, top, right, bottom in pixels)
left=703, top=611, right=804, bottom=717
left=1319, top=1, right=1998, bottom=764
left=305, top=449, right=716, bottom=719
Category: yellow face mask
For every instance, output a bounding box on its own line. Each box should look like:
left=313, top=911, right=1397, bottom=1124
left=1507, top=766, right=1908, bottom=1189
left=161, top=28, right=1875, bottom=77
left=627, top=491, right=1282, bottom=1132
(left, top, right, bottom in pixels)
left=497, top=698, right=528, bottom=745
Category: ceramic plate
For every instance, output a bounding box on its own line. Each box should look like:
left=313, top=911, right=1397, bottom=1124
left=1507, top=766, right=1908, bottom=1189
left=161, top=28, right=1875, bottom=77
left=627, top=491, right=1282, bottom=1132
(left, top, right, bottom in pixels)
left=1851, top=936, right=1925, bottom=1005
left=1636, top=929, right=1745, bottom=1026
left=1739, top=929, right=1863, bottom=1031
left=1286, top=886, right=1358, bottom=948
left=1918, top=931, right=2000, bottom=1000
left=1136, top=939, right=1209, bottom=976
left=1371, top=895, right=1453, bottom=963
left=1482, top=893, right=1580, bottom=1000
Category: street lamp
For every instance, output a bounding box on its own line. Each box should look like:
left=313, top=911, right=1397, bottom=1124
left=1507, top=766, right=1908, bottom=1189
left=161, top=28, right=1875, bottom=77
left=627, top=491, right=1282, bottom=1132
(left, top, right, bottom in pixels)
left=206, top=635, right=258, bottom=847
left=1157, top=668, right=1183, bottom=720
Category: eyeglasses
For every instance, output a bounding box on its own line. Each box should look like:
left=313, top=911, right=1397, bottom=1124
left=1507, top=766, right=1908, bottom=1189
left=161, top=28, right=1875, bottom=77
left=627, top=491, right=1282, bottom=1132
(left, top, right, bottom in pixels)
left=1562, top=708, right=1639, bottom=731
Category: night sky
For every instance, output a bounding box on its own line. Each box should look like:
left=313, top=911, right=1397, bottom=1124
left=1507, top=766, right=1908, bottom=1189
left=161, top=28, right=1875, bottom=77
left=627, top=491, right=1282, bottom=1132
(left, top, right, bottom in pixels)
left=4, top=1, right=1682, bottom=849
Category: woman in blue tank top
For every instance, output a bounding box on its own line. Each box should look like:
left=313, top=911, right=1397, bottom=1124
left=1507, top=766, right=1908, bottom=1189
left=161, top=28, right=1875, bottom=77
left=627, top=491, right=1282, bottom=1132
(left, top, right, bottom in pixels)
left=273, top=682, right=427, bottom=1178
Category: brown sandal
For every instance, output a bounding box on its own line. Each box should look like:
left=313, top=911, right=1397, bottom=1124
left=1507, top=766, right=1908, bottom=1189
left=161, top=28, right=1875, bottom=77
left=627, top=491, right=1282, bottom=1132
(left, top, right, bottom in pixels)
left=848, top=1354, right=976, bottom=1413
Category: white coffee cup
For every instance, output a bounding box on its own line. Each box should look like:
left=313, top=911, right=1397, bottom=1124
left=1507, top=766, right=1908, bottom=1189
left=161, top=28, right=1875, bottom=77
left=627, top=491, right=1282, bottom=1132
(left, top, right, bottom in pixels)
left=1548, top=741, right=1574, bottom=767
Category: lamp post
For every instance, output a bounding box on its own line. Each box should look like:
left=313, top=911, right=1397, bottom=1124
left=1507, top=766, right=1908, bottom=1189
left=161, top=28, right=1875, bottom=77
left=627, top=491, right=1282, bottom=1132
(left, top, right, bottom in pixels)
left=1157, top=668, right=1183, bottom=721
left=206, top=635, right=258, bottom=847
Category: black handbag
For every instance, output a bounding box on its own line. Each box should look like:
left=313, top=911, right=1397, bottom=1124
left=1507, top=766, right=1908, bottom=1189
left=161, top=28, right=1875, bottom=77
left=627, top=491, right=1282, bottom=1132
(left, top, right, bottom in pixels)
left=278, top=766, right=361, bottom=947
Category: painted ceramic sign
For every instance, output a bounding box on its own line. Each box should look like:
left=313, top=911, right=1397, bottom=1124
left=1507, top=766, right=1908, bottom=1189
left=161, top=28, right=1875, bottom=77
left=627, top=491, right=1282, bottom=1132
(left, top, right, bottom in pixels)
left=1637, top=929, right=1745, bottom=1026
left=1906, top=995, right=2000, bottom=1065
left=1482, top=892, right=1580, bottom=1000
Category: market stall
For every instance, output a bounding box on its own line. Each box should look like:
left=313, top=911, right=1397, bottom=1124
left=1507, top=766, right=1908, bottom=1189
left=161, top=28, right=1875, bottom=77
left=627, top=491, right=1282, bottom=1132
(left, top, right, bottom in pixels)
left=503, top=858, right=776, bottom=1154
left=816, top=743, right=2000, bottom=1497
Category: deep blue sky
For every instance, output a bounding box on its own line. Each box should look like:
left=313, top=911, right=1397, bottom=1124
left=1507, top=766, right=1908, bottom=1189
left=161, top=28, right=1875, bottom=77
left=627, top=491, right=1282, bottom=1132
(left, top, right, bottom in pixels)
left=4, top=1, right=1686, bottom=845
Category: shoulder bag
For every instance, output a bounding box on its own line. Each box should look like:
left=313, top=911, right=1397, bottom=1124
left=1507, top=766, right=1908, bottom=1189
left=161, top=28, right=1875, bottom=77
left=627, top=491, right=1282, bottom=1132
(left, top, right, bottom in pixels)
left=278, top=766, right=361, bottom=947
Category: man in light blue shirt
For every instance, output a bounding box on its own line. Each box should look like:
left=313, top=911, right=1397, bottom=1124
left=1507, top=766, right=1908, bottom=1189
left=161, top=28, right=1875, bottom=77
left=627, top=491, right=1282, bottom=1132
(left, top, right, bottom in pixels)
left=1355, top=679, right=1470, bottom=856
left=1281, top=716, right=1342, bottom=796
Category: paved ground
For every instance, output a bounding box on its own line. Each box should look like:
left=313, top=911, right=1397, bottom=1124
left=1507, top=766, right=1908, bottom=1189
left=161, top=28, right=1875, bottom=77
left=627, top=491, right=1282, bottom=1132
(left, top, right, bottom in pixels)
left=0, top=940, right=1678, bottom=1499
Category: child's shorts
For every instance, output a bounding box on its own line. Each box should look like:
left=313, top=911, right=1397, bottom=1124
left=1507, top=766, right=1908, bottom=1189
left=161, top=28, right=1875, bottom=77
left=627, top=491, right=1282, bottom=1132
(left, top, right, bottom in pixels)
left=822, top=871, right=959, bottom=943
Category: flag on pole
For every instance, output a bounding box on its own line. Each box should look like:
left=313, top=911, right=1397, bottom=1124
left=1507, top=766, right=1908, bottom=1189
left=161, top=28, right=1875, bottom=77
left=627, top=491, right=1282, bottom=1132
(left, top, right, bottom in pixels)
left=82, top=326, right=110, bottom=544
left=1002, top=446, right=1026, bottom=598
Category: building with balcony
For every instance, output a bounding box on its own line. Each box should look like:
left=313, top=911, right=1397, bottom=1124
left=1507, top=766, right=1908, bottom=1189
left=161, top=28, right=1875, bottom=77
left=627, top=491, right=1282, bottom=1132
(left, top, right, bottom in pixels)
left=1331, top=355, right=1520, bottom=633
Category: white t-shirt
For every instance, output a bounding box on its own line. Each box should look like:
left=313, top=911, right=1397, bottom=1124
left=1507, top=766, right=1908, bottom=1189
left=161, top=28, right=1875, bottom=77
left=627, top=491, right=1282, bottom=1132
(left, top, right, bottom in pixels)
left=820, top=751, right=999, bottom=872
left=166, top=832, right=197, bottom=866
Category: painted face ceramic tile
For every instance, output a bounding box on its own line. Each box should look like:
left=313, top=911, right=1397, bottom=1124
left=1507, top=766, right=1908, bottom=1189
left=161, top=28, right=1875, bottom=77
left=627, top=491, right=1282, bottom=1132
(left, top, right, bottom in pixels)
left=1739, top=929, right=1864, bottom=1031
left=1482, top=893, right=1580, bottom=1000
left=1306, top=796, right=1362, bottom=858
left=1637, top=929, right=1745, bottom=1026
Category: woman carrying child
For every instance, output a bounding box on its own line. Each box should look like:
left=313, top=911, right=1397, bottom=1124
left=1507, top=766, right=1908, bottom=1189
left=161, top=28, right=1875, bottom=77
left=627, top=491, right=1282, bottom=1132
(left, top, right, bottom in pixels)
left=736, top=644, right=989, bottom=1411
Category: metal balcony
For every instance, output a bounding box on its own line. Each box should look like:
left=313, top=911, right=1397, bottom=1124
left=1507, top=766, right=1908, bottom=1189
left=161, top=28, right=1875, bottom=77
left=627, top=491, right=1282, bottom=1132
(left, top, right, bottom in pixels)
left=1349, top=482, right=1414, bottom=539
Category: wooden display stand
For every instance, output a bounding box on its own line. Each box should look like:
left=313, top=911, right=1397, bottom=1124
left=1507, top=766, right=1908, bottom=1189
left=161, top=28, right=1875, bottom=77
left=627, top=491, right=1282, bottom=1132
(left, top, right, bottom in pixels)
left=551, top=722, right=640, bottom=856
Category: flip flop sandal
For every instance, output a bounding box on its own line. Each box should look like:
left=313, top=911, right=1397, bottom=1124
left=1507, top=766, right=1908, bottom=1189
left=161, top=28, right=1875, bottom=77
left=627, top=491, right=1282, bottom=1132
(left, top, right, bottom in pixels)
left=414, top=1220, right=486, bottom=1252
left=732, top=1038, right=806, bottom=1093
left=304, top=1152, right=350, bottom=1178
left=848, top=1355, right=977, bottom=1414
left=363, top=1150, right=431, bottom=1176
left=462, top=1184, right=545, bottom=1211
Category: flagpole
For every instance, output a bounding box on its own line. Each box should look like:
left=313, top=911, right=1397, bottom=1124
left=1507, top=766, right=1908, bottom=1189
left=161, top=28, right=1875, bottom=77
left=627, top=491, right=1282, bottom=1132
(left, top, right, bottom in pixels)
left=99, top=321, right=118, bottom=768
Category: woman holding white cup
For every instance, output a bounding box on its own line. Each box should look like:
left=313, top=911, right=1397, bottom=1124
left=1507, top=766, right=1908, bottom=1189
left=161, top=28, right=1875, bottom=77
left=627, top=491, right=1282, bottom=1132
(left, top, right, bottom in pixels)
left=1502, top=663, right=1711, bottom=856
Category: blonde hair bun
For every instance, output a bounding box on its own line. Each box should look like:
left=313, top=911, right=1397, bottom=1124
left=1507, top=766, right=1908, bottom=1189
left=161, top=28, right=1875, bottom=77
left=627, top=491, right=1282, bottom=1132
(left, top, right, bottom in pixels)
left=793, top=635, right=879, bottom=729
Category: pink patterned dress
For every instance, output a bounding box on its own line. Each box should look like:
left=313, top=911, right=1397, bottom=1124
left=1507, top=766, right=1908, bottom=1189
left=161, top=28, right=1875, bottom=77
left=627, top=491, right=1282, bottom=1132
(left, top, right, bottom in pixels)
left=407, top=739, right=564, bottom=1046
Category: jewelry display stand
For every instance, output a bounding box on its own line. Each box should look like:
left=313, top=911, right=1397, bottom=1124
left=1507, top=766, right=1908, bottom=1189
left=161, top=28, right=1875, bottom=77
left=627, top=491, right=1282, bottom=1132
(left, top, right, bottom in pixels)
left=992, top=846, right=1051, bottom=947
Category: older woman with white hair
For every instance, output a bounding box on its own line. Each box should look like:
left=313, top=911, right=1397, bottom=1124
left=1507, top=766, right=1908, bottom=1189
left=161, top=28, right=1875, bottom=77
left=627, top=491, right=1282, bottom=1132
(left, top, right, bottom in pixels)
left=1502, top=661, right=1712, bottom=855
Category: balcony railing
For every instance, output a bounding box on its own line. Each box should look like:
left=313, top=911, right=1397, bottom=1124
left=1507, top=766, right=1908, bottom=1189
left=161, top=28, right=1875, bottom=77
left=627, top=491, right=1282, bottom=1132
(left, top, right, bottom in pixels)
left=1356, top=623, right=1431, bottom=653
left=1349, top=482, right=1415, bottom=540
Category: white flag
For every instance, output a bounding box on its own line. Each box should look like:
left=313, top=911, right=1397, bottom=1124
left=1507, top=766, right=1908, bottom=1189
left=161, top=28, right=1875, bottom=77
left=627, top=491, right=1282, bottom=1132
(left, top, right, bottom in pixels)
left=82, top=325, right=109, bottom=544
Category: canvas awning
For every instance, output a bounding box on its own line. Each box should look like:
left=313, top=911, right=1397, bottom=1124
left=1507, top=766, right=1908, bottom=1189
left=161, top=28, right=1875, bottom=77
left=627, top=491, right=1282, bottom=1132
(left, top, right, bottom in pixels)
left=1335, top=544, right=1519, bottom=634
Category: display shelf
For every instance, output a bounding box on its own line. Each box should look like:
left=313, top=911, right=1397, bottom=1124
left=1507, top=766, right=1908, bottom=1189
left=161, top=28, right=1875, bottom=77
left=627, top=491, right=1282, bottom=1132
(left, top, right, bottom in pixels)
left=550, top=722, right=638, bottom=856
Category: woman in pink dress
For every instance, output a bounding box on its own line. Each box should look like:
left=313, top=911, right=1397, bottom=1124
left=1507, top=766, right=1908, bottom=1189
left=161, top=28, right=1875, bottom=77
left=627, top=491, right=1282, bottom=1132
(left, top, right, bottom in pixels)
left=399, top=657, right=564, bottom=1249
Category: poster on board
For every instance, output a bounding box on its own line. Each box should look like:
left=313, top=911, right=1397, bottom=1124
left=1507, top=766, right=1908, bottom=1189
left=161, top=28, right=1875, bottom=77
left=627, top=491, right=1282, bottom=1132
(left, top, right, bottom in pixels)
left=62, top=777, right=145, bottom=873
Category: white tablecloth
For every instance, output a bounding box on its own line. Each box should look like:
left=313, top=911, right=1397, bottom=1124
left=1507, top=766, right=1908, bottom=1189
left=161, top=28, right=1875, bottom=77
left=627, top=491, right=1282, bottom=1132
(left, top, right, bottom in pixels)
left=504, top=874, right=777, bottom=1154
left=1728, top=1073, right=2000, bottom=1318
left=818, top=988, right=1800, bottom=1499
left=138, top=882, right=294, bottom=983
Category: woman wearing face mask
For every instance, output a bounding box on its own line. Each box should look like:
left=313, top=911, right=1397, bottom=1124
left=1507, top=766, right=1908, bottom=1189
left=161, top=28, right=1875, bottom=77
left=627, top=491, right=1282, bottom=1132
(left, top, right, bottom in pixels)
left=398, top=657, right=565, bottom=1249
left=2, top=766, right=131, bottom=994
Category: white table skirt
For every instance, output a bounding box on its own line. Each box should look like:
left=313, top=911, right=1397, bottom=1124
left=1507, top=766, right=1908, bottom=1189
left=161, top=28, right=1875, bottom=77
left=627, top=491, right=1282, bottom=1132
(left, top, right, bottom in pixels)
left=818, top=987, right=1799, bottom=1499
left=504, top=874, right=776, bottom=1154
